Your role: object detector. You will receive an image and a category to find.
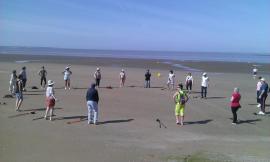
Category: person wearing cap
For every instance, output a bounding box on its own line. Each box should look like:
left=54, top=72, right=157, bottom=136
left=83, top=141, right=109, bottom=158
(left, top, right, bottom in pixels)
left=185, top=72, right=193, bottom=91
left=144, top=69, right=151, bottom=88
left=94, top=68, right=101, bottom=88
left=230, top=88, right=241, bottom=125
left=86, top=83, right=99, bottom=125
left=19, top=66, right=27, bottom=91
left=173, top=83, right=189, bottom=125
left=119, top=69, right=126, bottom=87
left=167, top=70, right=175, bottom=90
left=15, top=74, right=24, bottom=111
left=256, top=76, right=262, bottom=108
left=62, top=66, right=72, bottom=90
left=201, top=72, right=209, bottom=98
left=44, top=80, right=57, bottom=121
left=258, top=78, right=268, bottom=115
left=9, top=70, right=17, bottom=95
left=38, top=66, right=47, bottom=89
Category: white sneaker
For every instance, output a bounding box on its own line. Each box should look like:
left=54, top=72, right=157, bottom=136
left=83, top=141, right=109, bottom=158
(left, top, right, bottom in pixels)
left=258, top=111, right=265, bottom=115
left=257, top=104, right=261, bottom=108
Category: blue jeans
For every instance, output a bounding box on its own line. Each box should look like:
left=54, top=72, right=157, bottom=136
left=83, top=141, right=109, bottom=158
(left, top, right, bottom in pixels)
left=87, top=101, right=98, bottom=124
left=145, top=80, right=150, bottom=88
left=201, top=86, right=207, bottom=98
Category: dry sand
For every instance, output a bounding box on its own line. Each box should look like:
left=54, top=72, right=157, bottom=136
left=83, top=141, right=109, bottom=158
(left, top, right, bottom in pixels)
left=0, top=55, right=270, bottom=162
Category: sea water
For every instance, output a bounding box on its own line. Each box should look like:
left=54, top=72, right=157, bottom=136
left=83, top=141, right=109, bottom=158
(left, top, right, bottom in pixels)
left=0, top=46, right=269, bottom=64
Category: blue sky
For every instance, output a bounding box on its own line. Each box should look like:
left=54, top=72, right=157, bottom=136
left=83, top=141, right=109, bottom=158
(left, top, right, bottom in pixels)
left=0, top=0, right=269, bottom=52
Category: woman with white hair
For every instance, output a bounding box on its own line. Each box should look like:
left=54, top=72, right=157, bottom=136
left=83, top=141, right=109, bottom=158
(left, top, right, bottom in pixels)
left=230, top=87, right=241, bottom=125
left=44, top=80, right=58, bottom=121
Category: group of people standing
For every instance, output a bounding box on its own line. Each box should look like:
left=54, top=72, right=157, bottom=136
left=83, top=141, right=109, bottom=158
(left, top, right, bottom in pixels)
left=8, top=65, right=269, bottom=126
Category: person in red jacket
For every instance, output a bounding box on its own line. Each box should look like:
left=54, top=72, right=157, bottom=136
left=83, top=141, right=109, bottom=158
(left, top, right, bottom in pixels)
left=230, top=87, right=241, bottom=125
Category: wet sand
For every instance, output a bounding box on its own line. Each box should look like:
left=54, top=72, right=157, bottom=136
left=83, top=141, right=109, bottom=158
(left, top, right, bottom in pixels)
left=0, top=54, right=270, bottom=162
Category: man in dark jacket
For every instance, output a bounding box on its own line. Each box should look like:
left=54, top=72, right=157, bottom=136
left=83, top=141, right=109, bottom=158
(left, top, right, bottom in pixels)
left=86, top=83, right=99, bottom=124
left=145, top=69, right=151, bottom=88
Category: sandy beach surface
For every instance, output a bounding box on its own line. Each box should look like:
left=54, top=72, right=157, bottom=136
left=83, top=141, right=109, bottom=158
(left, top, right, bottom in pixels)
left=0, top=54, right=270, bottom=162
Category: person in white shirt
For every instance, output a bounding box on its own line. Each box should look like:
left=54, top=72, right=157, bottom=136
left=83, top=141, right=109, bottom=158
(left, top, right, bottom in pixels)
left=201, top=72, right=209, bottom=98
left=167, top=70, right=175, bottom=90
left=256, top=76, right=262, bottom=107
left=94, top=68, right=101, bottom=88
left=62, top=66, right=72, bottom=90
left=119, top=69, right=126, bottom=87
left=9, top=70, right=17, bottom=95
left=253, top=67, right=258, bottom=78
left=44, top=80, right=58, bottom=121
left=185, top=72, right=193, bottom=91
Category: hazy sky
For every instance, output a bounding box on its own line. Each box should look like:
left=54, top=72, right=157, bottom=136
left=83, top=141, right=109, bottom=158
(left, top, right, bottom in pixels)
left=0, top=0, right=269, bottom=52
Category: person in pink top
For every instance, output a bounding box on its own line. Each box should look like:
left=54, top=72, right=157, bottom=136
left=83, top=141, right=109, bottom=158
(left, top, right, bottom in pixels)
left=230, top=88, right=241, bottom=125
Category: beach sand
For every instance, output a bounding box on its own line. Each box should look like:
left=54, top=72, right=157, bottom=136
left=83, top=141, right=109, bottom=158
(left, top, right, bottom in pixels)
left=0, top=54, right=270, bottom=162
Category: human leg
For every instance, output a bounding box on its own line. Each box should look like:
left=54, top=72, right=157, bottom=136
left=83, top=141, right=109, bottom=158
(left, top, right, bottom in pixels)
left=93, top=101, right=98, bottom=124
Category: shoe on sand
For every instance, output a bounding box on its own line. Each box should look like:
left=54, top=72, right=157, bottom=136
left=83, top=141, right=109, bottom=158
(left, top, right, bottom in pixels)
left=258, top=111, right=265, bottom=115
left=257, top=104, right=261, bottom=108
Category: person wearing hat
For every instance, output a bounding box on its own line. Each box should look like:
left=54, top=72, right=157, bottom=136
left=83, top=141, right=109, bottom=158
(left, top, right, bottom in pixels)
left=258, top=78, right=268, bottom=115
left=62, top=66, right=72, bottom=90
left=9, top=70, right=17, bottom=95
left=19, top=66, right=27, bottom=91
left=144, top=69, right=151, bottom=88
left=44, top=80, right=57, bottom=121
left=201, top=72, right=209, bottom=98
left=38, top=66, right=47, bottom=89
left=94, top=67, right=101, bottom=88
left=15, top=74, right=24, bottom=111
left=173, top=83, right=189, bottom=125
left=119, top=69, right=126, bottom=87
left=86, top=83, right=99, bottom=125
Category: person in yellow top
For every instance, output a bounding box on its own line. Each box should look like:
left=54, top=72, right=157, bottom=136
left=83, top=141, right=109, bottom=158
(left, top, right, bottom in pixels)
left=173, top=83, right=189, bottom=125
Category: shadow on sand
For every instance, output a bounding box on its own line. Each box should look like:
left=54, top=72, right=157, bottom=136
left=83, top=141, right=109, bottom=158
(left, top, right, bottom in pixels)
left=205, top=97, right=227, bottom=99
left=238, top=119, right=262, bottom=124
left=23, top=107, right=63, bottom=112
left=98, top=119, right=134, bottom=125
left=248, top=103, right=270, bottom=107
left=184, top=119, right=213, bottom=125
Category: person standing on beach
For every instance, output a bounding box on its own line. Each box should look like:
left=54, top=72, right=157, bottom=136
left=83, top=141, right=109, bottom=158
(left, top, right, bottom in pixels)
left=19, top=66, right=27, bottom=91
left=145, top=69, right=151, bottom=88
left=15, top=75, right=23, bottom=111
left=94, top=68, right=101, bottom=88
left=201, top=72, right=209, bottom=99
left=253, top=67, right=258, bottom=78
left=173, top=83, right=189, bottom=125
left=185, top=72, right=193, bottom=91
left=86, top=83, right=99, bottom=125
left=167, top=70, right=175, bottom=90
left=44, top=80, right=57, bottom=121
left=120, top=69, right=126, bottom=87
left=9, top=70, right=17, bottom=95
left=257, top=78, right=268, bottom=115
left=230, top=88, right=241, bottom=125
left=256, top=76, right=262, bottom=108
left=62, top=66, right=72, bottom=90
left=38, top=66, right=47, bottom=89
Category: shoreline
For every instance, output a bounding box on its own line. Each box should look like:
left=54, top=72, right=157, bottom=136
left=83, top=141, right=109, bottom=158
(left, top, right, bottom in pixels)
left=1, top=54, right=270, bottom=74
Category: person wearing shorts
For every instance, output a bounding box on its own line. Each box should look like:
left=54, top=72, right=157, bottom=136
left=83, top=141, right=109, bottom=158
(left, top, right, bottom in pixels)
left=15, top=75, right=23, bottom=111
left=167, top=70, right=175, bottom=90
left=44, top=80, right=57, bottom=121
left=63, top=66, right=72, bottom=90
left=119, top=69, right=126, bottom=87
left=173, top=83, right=188, bottom=125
